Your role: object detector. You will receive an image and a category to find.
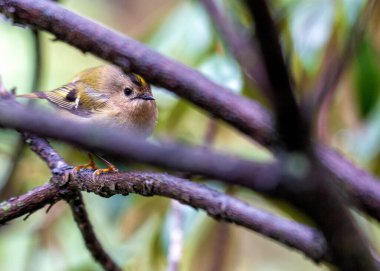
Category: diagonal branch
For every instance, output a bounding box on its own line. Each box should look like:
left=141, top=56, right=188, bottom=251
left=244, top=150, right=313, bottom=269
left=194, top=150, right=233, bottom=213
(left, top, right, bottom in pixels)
left=65, top=192, right=122, bottom=271
left=0, top=183, right=67, bottom=224
left=199, top=0, right=271, bottom=93
left=0, top=123, right=333, bottom=264
left=21, top=132, right=121, bottom=271
left=244, top=0, right=308, bottom=151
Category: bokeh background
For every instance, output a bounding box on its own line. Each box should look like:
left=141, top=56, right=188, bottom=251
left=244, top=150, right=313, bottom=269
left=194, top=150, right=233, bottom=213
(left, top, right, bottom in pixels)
left=0, top=0, right=379, bottom=270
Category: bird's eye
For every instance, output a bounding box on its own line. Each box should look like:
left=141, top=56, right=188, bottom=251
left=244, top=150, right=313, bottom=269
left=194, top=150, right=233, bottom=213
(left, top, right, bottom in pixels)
left=124, top=87, right=133, bottom=96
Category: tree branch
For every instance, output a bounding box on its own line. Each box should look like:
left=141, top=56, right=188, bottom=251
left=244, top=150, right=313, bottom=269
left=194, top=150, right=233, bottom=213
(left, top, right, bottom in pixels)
left=0, top=183, right=66, bottom=224
left=1, top=93, right=380, bottom=225
left=21, top=132, right=121, bottom=271
left=0, top=171, right=332, bottom=264
left=199, top=0, right=271, bottom=93
left=0, top=99, right=282, bottom=193
left=244, top=0, right=308, bottom=151
left=65, top=192, right=122, bottom=271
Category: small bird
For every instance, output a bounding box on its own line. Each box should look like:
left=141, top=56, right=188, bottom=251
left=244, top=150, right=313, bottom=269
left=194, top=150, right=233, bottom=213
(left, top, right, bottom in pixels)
left=18, top=65, right=158, bottom=173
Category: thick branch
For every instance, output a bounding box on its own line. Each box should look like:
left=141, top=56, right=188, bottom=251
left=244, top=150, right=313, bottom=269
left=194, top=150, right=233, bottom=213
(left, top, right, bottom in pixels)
left=0, top=99, right=281, bottom=193
left=244, top=0, right=308, bottom=150
left=0, top=183, right=66, bottom=223
left=0, top=171, right=331, bottom=263
left=69, top=170, right=332, bottom=262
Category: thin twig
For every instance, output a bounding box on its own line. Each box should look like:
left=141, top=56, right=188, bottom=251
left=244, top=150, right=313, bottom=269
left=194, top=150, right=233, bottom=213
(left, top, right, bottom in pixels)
left=66, top=192, right=122, bottom=271
left=200, top=0, right=271, bottom=93
left=19, top=124, right=122, bottom=271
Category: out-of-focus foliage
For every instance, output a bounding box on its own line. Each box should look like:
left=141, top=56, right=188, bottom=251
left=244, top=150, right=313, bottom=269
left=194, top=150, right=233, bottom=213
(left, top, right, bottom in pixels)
left=1, top=0, right=380, bottom=270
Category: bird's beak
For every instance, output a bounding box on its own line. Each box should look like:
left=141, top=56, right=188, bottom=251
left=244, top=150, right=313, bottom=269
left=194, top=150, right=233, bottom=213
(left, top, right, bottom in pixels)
left=136, top=93, right=155, bottom=101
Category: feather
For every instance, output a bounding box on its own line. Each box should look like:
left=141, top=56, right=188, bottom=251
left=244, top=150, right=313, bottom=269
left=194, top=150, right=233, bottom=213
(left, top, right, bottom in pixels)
left=17, top=92, right=46, bottom=99
left=17, top=82, right=109, bottom=117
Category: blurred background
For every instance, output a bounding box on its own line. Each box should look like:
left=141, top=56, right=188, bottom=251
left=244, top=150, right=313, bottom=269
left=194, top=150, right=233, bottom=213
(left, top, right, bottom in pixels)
left=0, top=0, right=379, bottom=270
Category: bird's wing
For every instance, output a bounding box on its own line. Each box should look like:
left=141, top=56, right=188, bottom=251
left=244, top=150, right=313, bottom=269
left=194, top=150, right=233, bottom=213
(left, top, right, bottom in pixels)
left=18, top=83, right=109, bottom=117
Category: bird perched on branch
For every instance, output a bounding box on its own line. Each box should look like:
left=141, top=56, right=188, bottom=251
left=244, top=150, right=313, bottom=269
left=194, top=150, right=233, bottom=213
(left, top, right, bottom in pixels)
left=18, top=65, right=158, bottom=174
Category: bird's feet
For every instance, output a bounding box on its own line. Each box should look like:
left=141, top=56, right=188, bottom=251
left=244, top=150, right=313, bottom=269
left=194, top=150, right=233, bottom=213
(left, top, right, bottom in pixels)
left=74, top=153, right=98, bottom=171
left=73, top=153, right=119, bottom=182
left=93, top=164, right=119, bottom=175
left=91, top=155, right=119, bottom=181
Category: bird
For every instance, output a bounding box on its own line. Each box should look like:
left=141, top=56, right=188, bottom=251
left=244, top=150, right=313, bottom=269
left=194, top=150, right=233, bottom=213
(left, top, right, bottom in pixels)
left=18, top=64, right=158, bottom=174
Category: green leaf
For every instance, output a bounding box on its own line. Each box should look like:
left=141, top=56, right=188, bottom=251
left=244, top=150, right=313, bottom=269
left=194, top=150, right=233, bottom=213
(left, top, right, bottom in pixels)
left=354, top=38, right=380, bottom=118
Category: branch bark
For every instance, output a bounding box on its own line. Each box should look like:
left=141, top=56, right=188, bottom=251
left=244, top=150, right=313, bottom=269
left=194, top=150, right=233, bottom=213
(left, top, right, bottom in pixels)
left=0, top=171, right=333, bottom=264
left=0, top=99, right=282, bottom=193
left=66, top=192, right=122, bottom=271
left=21, top=132, right=122, bottom=271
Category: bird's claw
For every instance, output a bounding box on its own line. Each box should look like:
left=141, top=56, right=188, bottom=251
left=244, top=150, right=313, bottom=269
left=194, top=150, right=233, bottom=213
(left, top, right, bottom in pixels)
left=91, top=166, right=118, bottom=182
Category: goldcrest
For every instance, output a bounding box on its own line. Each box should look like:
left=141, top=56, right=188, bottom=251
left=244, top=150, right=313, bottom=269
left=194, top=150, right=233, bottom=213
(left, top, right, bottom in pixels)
left=18, top=65, right=158, bottom=138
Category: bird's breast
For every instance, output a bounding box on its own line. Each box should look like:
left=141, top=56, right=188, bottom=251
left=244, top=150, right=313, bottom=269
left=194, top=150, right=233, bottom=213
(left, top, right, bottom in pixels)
left=96, top=100, right=158, bottom=138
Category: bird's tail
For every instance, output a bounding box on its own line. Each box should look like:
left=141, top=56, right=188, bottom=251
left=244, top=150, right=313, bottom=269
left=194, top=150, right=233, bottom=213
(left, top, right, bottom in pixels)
left=16, top=92, right=46, bottom=99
